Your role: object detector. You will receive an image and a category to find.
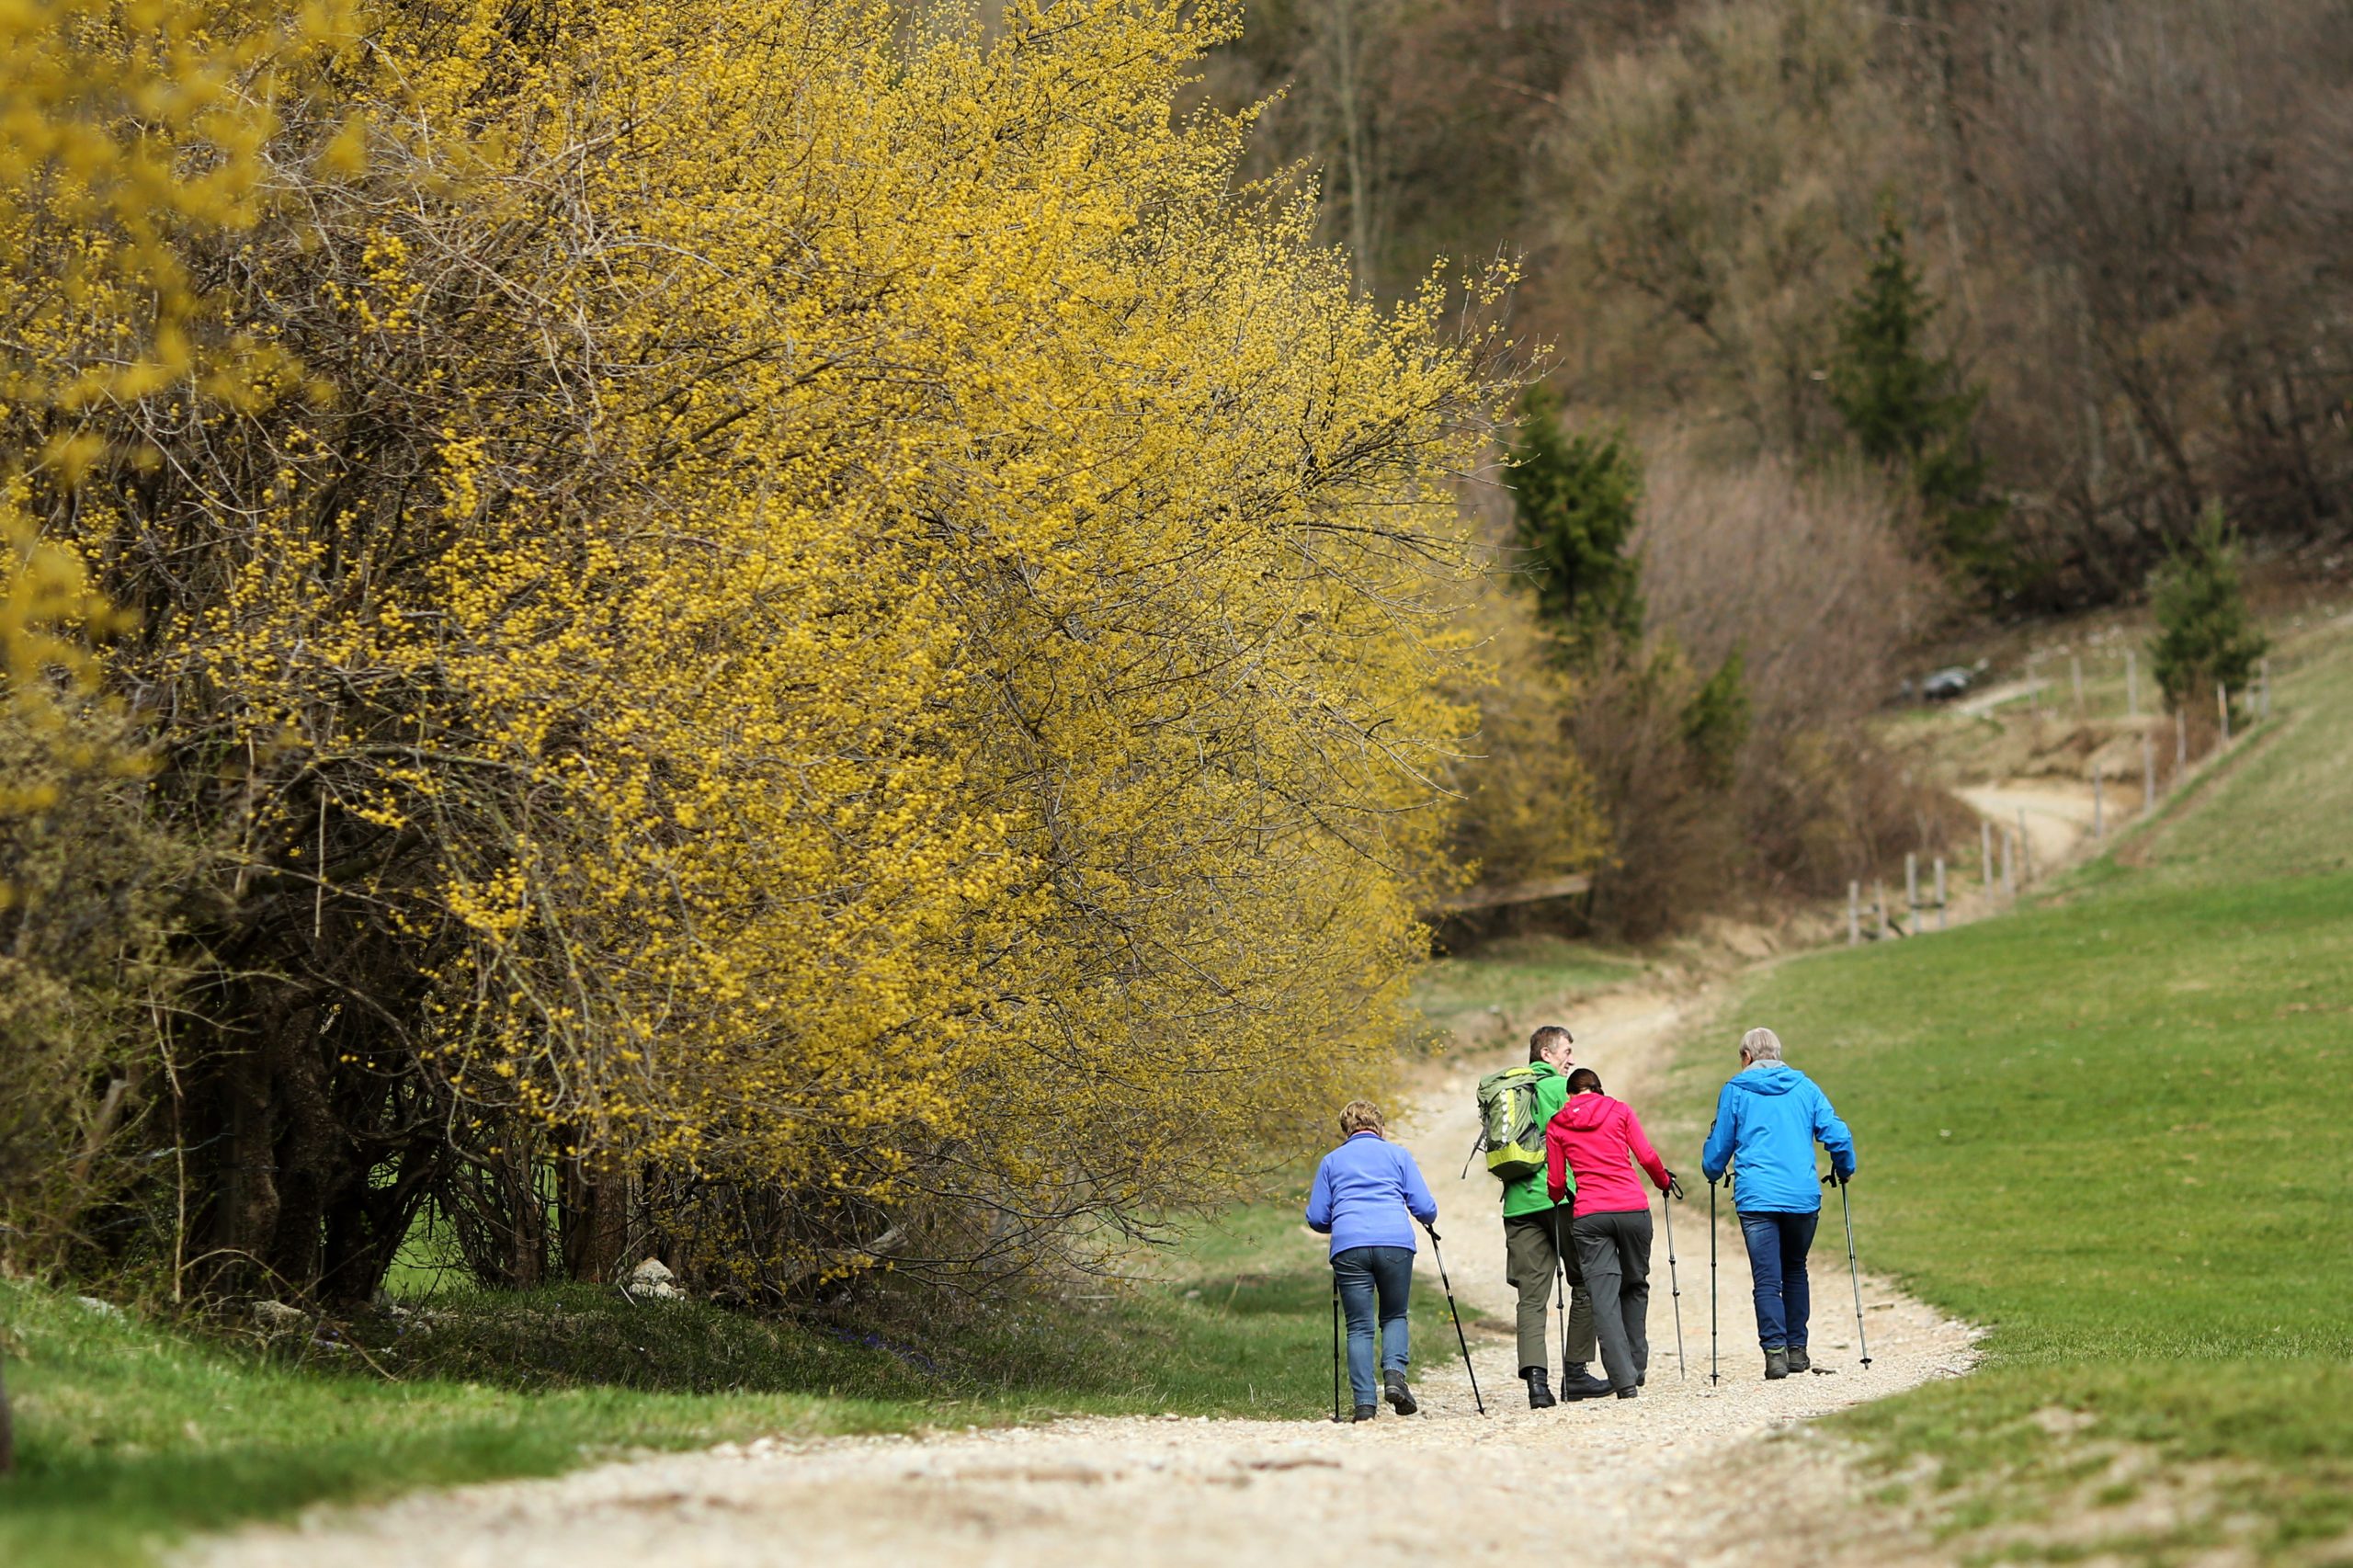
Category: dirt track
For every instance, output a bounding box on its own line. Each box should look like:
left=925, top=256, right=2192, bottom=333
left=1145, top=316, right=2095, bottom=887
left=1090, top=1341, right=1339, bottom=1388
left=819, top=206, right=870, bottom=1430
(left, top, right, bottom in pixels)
left=1954, top=780, right=2098, bottom=870
left=181, top=990, right=1978, bottom=1568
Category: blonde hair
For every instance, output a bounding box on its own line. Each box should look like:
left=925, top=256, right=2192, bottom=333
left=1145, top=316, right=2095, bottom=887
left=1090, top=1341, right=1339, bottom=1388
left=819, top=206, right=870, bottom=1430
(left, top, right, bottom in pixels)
left=1337, top=1100, right=1385, bottom=1138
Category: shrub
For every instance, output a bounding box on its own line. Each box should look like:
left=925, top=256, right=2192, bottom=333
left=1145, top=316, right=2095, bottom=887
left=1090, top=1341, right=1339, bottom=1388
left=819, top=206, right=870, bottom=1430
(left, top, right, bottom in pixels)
left=0, top=523, right=193, bottom=1281
left=1827, top=211, right=2010, bottom=592
left=1438, top=580, right=1608, bottom=900
left=1504, top=389, right=1645, bottom=665
left=3, top=0, right=1514, bottom=1301
left=2149, top=506, right=2269, bottom=721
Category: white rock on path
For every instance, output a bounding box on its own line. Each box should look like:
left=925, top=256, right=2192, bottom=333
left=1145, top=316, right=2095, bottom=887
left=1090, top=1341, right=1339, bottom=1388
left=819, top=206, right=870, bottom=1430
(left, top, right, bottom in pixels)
left=626, top=1257, right=686, bottom=1301
left=249, top=1300, right=308, bottom=1333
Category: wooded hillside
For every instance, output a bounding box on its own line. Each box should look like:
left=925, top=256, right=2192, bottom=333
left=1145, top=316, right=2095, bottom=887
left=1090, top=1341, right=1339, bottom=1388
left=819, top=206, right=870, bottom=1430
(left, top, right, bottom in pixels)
left=1215, top=0, right=2353, bottom=608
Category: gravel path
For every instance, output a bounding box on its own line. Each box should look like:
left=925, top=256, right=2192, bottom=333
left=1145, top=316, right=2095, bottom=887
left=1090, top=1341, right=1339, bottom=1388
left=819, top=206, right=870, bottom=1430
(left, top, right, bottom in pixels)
left=181, top=990, right=1979, bottom=1568
left=1954, top=780, right=2097, bottom=870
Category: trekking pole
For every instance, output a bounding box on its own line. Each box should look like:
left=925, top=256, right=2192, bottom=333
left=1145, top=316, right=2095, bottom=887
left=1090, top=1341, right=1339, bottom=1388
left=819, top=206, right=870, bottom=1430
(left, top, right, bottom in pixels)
left=1660, top=1182, right=1687, bottom=1381
left=1551, top=1206, right=1570, bottom=1374
left=1707, top=1176, right=1720, bottom=1387
left=1838, top=1176, right=1873, bottom=1370
left=1330, top=1270, right=1343, bottom=1421
left=1422, top=1223, right=1486, bottom=1416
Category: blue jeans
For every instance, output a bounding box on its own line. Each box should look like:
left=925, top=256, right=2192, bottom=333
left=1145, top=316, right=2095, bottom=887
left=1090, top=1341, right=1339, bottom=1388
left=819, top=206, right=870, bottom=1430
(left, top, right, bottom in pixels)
left=1739, top=1210, right=1819, bottom=1351
left=1332, top=1245, right=1414, bottom=1405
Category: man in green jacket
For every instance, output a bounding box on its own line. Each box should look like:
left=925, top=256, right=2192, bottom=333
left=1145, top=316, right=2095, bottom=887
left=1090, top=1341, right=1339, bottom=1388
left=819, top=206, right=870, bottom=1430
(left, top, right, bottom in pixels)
left=1503, top=1026, right=1608, bottom=1405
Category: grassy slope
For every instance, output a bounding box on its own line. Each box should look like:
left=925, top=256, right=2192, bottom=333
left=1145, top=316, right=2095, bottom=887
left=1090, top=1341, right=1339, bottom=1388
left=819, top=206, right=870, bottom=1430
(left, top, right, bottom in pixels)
left=1, top=1173, right=1478, bottom=1567
left=1414, top=932, right=1643, bottom=1021
left=1707, top=627, right=2353, bottom=1561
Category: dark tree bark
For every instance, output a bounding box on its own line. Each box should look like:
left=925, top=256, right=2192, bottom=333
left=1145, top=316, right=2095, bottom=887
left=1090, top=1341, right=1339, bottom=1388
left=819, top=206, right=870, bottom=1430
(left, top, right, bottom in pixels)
left=560, top=1151, right=631, bottom=1284
left=320, top=1131, right=439, bottom=1305
left=262, top=1002, right=338, bottom=1292
left=185, top=870, right=449, bottom=1307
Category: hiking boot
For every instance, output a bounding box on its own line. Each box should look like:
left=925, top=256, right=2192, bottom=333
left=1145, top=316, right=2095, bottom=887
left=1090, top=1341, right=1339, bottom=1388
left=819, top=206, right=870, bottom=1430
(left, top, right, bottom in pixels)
left=1558, top=1369, right=1614, bottom=1402
left=1614, top=1386, right=1639, bottom=1399
left=1522, top=1368, right=1557, bottom=1410
left=1351, top=1404, right=1378, bottom=1423
left=1787, top=1346, right=1812, bottom=1374
left=1385, top=1369, right=1418, bottom=1416
left=1764, top=1347, right=1790, bottom=1381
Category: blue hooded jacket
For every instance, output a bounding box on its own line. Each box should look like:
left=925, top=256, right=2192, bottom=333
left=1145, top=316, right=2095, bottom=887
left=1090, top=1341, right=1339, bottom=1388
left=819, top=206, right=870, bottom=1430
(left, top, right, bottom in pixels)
left=1699, top=1062, right=1856, bottom=1214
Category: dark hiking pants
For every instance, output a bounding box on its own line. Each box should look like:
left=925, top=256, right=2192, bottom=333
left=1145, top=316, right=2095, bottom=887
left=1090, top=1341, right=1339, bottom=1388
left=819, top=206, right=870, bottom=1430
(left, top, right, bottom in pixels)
left=1571, top=1208, right=1653, bottom=1393
left=1503, top=1210, right=1596, bottom=1375
left=1738, top=1210, right=1820, bottom=1351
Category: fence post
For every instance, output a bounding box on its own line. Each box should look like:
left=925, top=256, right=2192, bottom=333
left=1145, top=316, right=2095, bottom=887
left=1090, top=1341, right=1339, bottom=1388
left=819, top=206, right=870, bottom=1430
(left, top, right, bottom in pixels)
left=1935, top=856, right=1948, bottom=931
left=2018, top=809, right=2033, bottom=881
left=2002, top=829, right=2017, bottom=899
left=2126, top=649, right=2139, bottom=718
left=1981, top=818, right=1994, bottom=890
left=2218, top=682, right=2231, bottom=745
left=2142, top=732, right=2155, bottom=816
left=1905, top=851, right=1919, bottom=937
left=1847, top=881, right=1859, bottom=946
left=1875, top=881, right=1888, bottom=941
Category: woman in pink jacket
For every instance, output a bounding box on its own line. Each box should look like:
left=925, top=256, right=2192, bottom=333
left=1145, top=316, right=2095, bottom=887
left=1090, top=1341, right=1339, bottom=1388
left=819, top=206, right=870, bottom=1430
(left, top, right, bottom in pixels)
left=1544, top=1067, right=1683, bottom=1399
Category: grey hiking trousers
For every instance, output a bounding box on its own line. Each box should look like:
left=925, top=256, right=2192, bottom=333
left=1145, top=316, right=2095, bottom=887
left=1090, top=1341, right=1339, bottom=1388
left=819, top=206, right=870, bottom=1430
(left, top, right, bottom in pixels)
left=1503, top=1210, right=1596, bottom=1375
left=1572, top=1208, right=1654, bottom=1393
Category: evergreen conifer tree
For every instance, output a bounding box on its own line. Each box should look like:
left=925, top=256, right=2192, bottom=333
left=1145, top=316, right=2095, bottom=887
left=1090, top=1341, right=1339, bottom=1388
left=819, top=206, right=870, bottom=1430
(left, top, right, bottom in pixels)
left=1680, top=647, right=1750, bottom=790
left=1829, top=210, right=2007, bottom=589
left=1506, top=389, right=1751, bottom=795
left=1505, top=385, right=1644, bottom=665
left=2149, top=505, right=2268, bottom=717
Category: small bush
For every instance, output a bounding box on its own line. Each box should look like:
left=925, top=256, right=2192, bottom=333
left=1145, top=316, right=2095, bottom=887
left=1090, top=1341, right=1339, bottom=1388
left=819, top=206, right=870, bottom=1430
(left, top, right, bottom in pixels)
left=0, top=526, right=195, bottom=1282
left=2149, top=506, right=2268, bottom=721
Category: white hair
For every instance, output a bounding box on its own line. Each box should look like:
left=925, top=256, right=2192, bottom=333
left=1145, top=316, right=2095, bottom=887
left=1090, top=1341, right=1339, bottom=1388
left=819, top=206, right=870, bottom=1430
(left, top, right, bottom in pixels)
left=1741, top=1027, right=1783, bottom=1062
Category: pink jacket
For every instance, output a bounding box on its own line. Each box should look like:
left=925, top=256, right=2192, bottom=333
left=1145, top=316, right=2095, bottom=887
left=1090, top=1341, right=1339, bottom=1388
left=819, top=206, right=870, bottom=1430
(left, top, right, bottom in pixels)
left=1545, top=1093, right=1671, bottom=1216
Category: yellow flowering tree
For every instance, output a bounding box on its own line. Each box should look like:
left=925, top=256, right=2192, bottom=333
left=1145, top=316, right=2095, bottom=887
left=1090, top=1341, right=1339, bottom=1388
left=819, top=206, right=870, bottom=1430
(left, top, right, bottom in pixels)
left=5, top=0, right=1512, bottom=1300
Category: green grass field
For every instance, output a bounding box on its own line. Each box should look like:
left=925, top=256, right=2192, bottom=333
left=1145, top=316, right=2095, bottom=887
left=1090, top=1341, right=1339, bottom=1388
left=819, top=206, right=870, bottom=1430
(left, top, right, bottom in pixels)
left=1, top=1185, right=1465, bottom=1568
left=1701, top=627, right=2353, bottom=1562
left=1410, top=931, right=1645, bottom=1061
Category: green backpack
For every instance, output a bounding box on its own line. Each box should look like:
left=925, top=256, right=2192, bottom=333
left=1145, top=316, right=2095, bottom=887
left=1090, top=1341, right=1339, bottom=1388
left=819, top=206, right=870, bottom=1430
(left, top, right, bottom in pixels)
left=1474, top=1064, right=1548, bottom=1182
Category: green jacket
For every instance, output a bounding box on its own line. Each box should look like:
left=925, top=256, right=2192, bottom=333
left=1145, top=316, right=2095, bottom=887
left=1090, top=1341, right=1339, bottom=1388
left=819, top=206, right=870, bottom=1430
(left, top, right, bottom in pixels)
left=1498, top=1061, right=1575, bottom=1218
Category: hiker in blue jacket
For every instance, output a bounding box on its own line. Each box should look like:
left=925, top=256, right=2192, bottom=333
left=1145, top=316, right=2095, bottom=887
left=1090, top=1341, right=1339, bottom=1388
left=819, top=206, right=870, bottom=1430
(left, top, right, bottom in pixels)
left=1699, top=1027, right=1856, bottom=1381
left=1306, top=1099, right=1438, bottom=1421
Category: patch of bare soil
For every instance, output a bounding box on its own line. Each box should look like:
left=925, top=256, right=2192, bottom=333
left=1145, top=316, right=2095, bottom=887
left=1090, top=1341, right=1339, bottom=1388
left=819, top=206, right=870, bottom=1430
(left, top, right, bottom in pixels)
left=1954, top=779, right=2098, bottom=871
left=180, top=991, right=1980, bottom=1568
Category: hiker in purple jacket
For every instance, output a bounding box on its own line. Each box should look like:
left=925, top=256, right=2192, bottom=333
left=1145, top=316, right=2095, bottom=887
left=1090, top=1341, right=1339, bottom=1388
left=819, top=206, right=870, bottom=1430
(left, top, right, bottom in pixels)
left=1305, top=1099, right=1438, bottom=1421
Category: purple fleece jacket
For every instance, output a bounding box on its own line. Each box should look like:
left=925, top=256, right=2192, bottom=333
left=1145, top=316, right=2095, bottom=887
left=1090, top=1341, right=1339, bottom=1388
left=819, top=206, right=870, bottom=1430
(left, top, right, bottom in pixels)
left=1305, top=1131, right=1438, bottom=1256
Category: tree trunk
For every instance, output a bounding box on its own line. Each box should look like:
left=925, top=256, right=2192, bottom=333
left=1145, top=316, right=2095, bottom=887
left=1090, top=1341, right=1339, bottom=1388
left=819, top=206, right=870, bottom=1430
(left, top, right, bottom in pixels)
left=208, top=1033, right=282, bottom=1299
left=319, top=1134, right=438, bottom=1306
left=560, top=1152, right=631, bottom=1284
left=262, top=1004, right=340, bottom=1294
left=506, top=1151, right=547, bottom=1289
